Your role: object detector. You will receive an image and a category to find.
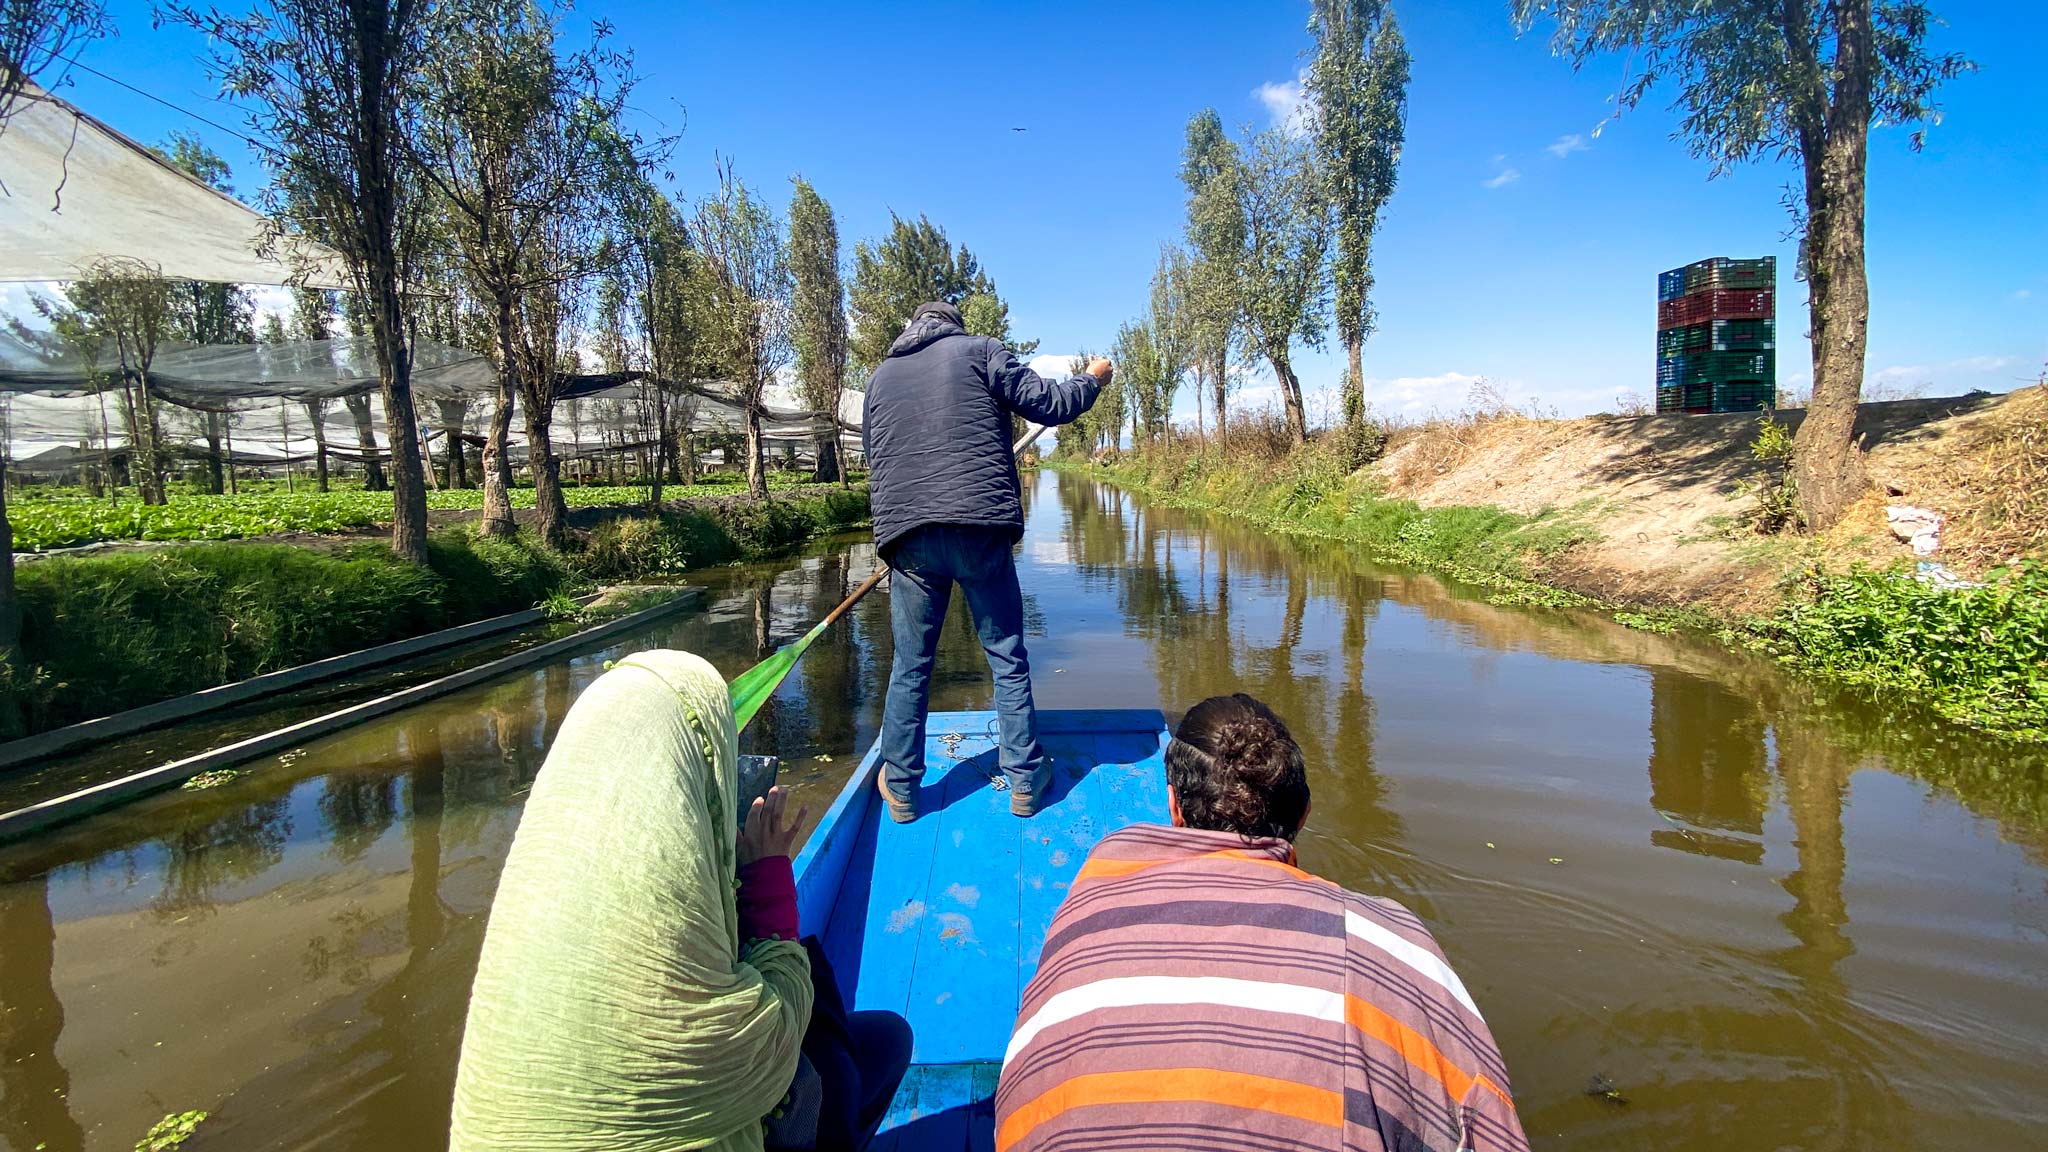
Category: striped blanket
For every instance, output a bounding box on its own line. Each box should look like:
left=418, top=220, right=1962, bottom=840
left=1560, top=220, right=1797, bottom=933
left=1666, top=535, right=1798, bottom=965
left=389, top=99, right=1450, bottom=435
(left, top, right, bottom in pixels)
left=995, top=824, right=1529, bottom=1152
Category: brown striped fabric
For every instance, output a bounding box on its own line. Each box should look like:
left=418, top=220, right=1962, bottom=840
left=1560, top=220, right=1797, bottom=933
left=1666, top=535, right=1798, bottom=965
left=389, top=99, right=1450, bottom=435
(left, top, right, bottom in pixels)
left=995, top=824, right=1530, bottom=1152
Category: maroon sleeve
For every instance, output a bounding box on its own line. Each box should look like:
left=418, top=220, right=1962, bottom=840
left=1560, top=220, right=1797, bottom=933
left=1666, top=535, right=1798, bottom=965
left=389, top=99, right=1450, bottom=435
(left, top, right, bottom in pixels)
left=736, top=855, right=799, bottom=942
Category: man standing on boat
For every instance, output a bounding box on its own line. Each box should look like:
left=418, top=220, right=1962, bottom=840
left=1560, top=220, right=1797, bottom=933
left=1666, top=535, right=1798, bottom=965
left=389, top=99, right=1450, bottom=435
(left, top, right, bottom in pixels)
left=862, top=302, right=1110, bottom=823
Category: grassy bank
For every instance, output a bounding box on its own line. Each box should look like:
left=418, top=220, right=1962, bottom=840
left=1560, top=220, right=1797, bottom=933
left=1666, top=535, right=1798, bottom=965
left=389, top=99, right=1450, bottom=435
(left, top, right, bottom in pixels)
left=1058, top=437, right=2046, bottom=741
left=1, top=486, right=870, bottom=739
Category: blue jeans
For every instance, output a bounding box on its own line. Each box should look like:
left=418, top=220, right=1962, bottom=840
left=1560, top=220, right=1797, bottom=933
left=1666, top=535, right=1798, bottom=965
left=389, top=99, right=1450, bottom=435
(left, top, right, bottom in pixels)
left=878, top=525, right=1044, bottom=799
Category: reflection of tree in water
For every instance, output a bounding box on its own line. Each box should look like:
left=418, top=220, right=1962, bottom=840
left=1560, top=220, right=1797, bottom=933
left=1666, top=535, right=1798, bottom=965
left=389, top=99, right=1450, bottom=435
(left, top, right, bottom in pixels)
left=1049, top=473, right=1409, bottom=891
left=195, top=715, right=477, bottom=1150
left=1647, top=668, right=1769, bottom=864
left=319, top=773, right=399, bottom=863
left=0, top=875, right=84, bottom=1152
left=151, top=794, right=293, bottom=919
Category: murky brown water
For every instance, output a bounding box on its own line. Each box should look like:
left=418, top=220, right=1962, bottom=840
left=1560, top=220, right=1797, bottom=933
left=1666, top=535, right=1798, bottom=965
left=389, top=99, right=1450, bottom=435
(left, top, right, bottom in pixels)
left=2, top=471, right=2044, bottom=1151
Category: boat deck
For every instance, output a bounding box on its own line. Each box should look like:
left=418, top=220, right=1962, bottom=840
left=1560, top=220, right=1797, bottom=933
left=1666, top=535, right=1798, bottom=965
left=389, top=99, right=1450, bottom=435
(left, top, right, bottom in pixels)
left=791, top=709, right=1171, bottom=1150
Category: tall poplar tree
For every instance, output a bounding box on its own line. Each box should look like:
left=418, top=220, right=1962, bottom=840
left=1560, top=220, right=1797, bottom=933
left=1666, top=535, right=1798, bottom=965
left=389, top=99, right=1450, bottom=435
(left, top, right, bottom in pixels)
left=787, top=177, right=849, bottom=485
left=1309, top=0, right=1409, bottom=464
left=1180, top=109, right=1245, bottom=435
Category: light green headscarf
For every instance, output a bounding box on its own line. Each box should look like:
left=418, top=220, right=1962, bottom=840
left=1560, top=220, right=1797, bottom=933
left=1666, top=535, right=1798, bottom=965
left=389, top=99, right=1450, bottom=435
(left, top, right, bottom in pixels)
left=450, top=650, right=814, bottom=1152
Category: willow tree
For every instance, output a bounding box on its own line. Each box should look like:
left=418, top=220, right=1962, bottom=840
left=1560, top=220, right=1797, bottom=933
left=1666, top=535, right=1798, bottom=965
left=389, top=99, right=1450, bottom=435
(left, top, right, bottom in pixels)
left=1511, top=0, right=1970, bottom=529
left=414, top=0, right=645, bottom=544
left=1237, top=127, right=1329, bottom=444
left=1180, top=109, right=1245, bottom=435
left=176, top=0, right=436, bottom=562
left=692, top=163, right=791, bottom=500
left=1309, top=0, right=1410, bottom=465
left=1113, top=319, right=1170, bottom=445
left=788, top=176, right=849, bottom=485
left=0, top=0, right=109, bottom=144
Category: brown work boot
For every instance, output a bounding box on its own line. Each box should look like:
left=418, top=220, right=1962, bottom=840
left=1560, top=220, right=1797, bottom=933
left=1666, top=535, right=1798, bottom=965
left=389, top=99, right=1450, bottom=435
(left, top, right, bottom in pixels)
left=877, top=770, right=918, bottom=824
left=1008, top=763, right=1050, bottom=818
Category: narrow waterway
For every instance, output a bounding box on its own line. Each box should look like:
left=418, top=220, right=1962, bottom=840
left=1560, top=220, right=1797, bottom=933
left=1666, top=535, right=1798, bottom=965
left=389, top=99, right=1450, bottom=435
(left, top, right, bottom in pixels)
left=1, top=471, right=2043, bottom=1152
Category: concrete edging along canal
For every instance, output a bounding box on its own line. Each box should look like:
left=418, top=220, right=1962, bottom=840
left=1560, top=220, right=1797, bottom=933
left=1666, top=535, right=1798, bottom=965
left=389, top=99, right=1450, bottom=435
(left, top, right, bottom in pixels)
left=0, top=587, right=705, bottom=843
left=0, top=594, right=606, bottom=772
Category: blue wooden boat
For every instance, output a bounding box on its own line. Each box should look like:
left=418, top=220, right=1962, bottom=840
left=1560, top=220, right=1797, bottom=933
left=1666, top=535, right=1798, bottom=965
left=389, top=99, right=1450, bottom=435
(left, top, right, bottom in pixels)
left=791, top=709, right=1172, bottom=1150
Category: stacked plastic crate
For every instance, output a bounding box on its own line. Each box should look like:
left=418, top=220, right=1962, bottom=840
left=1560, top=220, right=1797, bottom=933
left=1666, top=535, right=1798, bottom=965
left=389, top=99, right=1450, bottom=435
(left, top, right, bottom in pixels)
left=1655, top=257, right=1776, bottom=413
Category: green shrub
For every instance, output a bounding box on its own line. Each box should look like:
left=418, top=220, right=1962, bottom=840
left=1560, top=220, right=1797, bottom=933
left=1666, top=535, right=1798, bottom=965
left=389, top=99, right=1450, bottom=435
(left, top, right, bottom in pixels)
left=1751, top=561, right=2048, bottom=739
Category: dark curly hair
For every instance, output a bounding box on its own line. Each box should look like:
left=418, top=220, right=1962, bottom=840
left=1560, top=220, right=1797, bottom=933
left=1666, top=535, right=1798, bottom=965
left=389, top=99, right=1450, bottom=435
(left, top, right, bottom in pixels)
left=1165, top=694, right=1310, bottom=841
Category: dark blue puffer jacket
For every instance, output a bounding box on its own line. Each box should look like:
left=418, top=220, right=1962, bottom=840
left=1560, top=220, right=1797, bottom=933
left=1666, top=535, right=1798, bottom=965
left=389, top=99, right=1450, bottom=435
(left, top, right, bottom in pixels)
left=862, top=315, right=1100, bottom=555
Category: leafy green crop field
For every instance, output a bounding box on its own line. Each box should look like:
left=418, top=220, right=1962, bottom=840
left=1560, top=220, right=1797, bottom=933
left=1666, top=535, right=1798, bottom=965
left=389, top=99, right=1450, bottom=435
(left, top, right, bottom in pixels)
left=9, top=473, right=834, bottom=551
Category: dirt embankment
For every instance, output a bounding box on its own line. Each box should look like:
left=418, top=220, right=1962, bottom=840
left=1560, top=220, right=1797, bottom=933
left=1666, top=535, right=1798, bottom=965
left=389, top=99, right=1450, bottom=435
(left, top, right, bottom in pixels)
left=1371, top=387, right=2047, bottom=613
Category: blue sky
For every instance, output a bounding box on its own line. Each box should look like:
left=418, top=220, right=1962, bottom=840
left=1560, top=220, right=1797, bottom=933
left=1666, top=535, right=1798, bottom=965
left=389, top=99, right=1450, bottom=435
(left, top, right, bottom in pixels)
left=29, top=0, right=2048, bottom=419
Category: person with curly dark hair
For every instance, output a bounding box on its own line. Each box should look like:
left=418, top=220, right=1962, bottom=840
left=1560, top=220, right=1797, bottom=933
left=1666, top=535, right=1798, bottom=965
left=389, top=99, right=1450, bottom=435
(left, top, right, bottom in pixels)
left=995, top=693, right=1531, bottom=1152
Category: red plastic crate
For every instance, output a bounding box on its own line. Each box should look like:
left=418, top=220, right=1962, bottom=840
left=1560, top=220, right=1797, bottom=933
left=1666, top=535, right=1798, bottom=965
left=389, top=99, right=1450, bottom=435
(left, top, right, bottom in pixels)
left=1657, top=289, right=1775, bottom=329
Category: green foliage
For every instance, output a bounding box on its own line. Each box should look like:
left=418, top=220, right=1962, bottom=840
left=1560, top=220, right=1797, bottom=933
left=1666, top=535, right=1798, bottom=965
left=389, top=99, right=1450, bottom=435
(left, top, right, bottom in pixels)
left=1309, top=1, right=1409, bottom=350
left=1752, top=562, right=2048, bottom=740
left=1510, top=1, right=1971, bottom=177
left=8, top=477, right=817, bottom=551
left=849, top=213, right=995, bottom=371
left=1179, top=109, right=1246, bottom=428
left=1236, top=126, right=1329, bottom=436
left=136, top=1110, right=208, bottom=1152
left=0, top=489, right=871, bottom=739
left=576, top=488, right=871, bottom=579
left=788, top=177, right=850, bottom=410
left=1736, top=409, right=1802, bottom=534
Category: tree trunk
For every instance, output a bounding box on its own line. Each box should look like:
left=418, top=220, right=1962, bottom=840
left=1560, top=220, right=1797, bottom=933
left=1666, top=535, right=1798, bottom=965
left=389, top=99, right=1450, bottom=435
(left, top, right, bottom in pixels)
left=344, top=394, right=387, bottom=491
left=1268, top=344, right=1308, bottom=444
left=369, top=282, right=429, bottom=566
left=480, top=294, right=520, bottom=537
left=744, top=402, right=768, bottom=500
left=1342, top=335, right=1370, bottom=467
left=202, top=411, right=226, bottom=494
left=0, top=457, right=17, bottom=733
left=814, top=434, right=841, bottom=484
left=1211, top=355, right=1229, bottom=436
left=436, top=399, right=468, bottom=489
left=1790, top=0, right=1875, bottom=531
left=647, top=387, right=666, bottom=508
left=1192, top=365, right=1206, bottom=439
left=303, top=401, right=330, bottom=492
left=680, top=429, right=697, bottom=485
left=520, top=384, right=569, bottom=549
left=133, top=376, right=168, bottom=505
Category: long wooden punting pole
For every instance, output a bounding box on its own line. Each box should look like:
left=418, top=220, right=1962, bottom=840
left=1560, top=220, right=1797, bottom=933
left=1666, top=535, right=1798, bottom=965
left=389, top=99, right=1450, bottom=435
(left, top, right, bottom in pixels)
left=729, top=423, right=1049, bottom=732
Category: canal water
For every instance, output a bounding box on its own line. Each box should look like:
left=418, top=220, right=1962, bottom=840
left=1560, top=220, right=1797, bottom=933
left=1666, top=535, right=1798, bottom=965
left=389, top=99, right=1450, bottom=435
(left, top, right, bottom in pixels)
left=1, top=471, right=2043, bottom=1151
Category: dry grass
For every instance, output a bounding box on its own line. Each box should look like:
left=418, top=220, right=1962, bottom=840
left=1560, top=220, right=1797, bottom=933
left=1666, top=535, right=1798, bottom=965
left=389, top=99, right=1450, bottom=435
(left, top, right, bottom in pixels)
left=1924, top=384, right=2048, bottom=569
left=1382, top=380, right=1552, bottom=490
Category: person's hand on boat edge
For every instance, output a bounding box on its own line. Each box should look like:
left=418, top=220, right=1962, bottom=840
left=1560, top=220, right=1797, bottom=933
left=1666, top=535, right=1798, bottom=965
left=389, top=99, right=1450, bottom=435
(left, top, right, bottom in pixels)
left=739, top=785, right=808, bottom=866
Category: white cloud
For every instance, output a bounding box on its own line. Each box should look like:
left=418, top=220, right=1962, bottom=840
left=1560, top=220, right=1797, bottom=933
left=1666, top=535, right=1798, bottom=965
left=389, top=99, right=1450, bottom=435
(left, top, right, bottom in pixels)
left=1482, top=166, right=1520, bottom=189
left=1028, top=353, right=1085, bottom=379
left=1254, top=70, right=1313, bottom=137
left=2012, top=288, right=2033, bottom=302
left=1870, top=355, right=2014, bottom=385
left=1546, top=133, right=1589, bottom=159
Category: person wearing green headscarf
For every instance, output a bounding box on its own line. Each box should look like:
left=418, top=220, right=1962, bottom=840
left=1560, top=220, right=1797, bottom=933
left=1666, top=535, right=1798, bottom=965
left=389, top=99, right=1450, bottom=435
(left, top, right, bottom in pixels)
left=449, top=649, right=825, bottom=1151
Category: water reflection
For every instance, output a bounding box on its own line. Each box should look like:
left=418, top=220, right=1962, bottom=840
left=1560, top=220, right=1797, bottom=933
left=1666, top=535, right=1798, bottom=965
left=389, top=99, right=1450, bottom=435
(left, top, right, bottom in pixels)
left=0, top=471, right=2041, bottom=1151
left=0, top=874, right=83, bottom=1152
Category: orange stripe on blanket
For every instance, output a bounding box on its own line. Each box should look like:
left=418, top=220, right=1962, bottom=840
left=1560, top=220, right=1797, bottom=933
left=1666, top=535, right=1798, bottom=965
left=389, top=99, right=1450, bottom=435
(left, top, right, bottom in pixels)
left=1074, top=848, right=1318, bottom=884
left=997, top=1067, right=1342, bottom=1152
left=1344, top=996, right=1516, bottom=1110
